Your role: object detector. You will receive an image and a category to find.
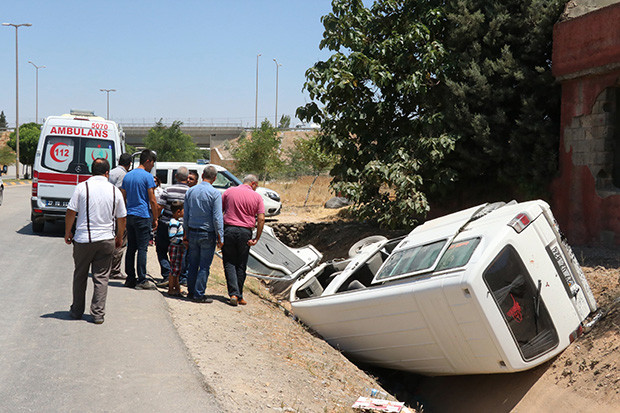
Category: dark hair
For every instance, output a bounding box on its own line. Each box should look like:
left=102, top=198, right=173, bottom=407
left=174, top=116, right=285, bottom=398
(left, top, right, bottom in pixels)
left=91, top=158, right=110, bottom=176
left=170, top=200, right=184, bottom=214
left=139, top=149, right=156, bottom=165
left=118, top=153, right=132, bottom=167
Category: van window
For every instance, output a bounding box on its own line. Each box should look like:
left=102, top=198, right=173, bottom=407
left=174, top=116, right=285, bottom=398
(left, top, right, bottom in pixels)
left=375, top=239, right=447, bottom=281
left=156, top=169, right=168, bottom=185
left=435, top=238, right=481, bottom=271
left=483, top=245, right=559, bottom=361
left=42, top=135, right=116, bottom=175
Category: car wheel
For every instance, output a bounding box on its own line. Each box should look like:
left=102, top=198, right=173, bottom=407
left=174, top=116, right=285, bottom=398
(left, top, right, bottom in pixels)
left=32, top=218, right=45, bottom=233
left=348, top=235, right=388, bottom=258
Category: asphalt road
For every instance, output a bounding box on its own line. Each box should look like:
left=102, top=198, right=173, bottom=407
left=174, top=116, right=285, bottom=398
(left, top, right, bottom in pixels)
left=0, top=184, right=221, bottom=412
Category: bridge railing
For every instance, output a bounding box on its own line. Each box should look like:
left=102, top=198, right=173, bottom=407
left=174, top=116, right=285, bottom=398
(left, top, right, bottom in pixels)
left=115, top=118, right=246, bottom=128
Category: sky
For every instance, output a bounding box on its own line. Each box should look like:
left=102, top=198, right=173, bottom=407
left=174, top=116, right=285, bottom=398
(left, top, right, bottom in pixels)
left=0, top=0, right=339, bottom=128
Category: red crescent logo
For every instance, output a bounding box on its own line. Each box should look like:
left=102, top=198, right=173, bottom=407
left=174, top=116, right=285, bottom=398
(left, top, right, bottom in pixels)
left=91, top=149, right=109, bottom=160
left=50, top=142, right=69, bottom=163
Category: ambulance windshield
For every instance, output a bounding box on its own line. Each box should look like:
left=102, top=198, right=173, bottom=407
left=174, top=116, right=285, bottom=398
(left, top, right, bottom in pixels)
left=42, top=136, right=116, bottom=174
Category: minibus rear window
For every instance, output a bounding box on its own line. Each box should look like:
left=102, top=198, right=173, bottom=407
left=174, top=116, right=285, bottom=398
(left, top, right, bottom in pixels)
left=483, top=245, right=559, bottom=361
left=42, top=136, right=116, bottom=174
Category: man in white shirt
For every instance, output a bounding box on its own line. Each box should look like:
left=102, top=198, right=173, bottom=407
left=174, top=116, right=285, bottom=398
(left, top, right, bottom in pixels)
left=65, top=158, right=127, bottom=324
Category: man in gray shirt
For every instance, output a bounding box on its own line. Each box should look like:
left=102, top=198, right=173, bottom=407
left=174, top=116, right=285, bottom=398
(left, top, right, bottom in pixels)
left=109, top=153, right=132, bottom=188
left=108, top=153, right=131, bottom=279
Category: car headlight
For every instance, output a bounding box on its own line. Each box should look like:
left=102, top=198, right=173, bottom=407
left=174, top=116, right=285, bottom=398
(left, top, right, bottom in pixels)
left=265, top=191, right=280, bottom=202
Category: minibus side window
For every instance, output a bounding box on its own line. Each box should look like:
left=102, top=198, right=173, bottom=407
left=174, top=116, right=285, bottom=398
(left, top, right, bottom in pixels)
left=483, top=245, right=559, bottom=361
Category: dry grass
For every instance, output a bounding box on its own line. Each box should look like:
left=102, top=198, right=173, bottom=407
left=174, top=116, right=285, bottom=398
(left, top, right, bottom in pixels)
left=267, top=175, right=334, bottom=207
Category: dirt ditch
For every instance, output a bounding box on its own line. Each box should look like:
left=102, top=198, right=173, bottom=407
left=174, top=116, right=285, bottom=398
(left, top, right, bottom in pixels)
left=159, top=219, right=620, bottom=412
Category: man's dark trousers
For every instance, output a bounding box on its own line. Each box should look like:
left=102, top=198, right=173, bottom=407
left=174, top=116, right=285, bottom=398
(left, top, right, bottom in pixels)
left=70, top=239, right=115, bottom=321
left=222, top=225, right=253, bottom=299
left=155, top=221, right=171, bottom=280
left=125, top=215, right=151, bottom=285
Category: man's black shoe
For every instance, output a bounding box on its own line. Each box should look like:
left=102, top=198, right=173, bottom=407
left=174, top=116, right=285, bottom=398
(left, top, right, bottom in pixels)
left=124, top=280, right=137, bottom=288
left=192, top=296, right=213, bottom=303
left=69, top=311, right=82, bottom=320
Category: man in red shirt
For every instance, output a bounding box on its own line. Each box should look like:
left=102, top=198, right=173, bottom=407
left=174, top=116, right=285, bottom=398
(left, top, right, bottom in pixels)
left=221, top=174, right=265, bottom=306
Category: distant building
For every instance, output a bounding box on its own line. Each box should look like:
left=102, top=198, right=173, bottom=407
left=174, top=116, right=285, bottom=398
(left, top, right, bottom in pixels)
left=551, top=0, right=620, bottom=245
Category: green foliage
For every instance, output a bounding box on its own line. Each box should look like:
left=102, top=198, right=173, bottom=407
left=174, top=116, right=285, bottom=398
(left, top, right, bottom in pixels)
left=0, top=145, right=15, bottom=166
left=287, top=133, right=336, bottom=176
left=124, top=144, right=136, bottom=155
left=297, top=0, right=456, bottom=228
left=143, top=120, right=200, bottom=162
left=8, top=122, right=41, bottom=167
left=441, top=0, right=564, bottom=197
left=297, top=0, right=564, bottom=228
left=232, top=120, right=283, bottom=182
left=0, top=111, right=7, bottom=130
left=278, top=115, right=291, bottom=129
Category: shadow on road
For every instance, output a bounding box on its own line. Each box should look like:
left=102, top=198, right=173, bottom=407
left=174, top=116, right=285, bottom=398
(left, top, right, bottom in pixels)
left=40, top=310, right=82, bottom=321
left=17, top=221, right=64, bottom=237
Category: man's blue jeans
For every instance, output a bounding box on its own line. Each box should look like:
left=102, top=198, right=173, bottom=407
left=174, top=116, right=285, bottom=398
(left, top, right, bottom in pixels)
left=125, top=215, right=151, bottom=284
left=187, top=229, right=216, bottom=299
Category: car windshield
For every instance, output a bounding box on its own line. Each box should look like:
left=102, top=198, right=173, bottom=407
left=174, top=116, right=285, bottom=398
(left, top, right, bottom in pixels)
left=213, top=170, right=242, bottom=190
left=375, top=239, right=447, bottom=281
left=42, top=136, right=115, bottom=174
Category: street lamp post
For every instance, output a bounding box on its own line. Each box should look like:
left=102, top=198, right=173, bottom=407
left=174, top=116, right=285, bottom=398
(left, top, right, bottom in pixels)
left=99, top=89, right=116, bottom=119
left=3, top=22, right=32, bottom=180
left=273, top=58, right=282, bottom=128
left=28, top=61, right=45, bottom=124
left=255, top=53, right=261, bottom=128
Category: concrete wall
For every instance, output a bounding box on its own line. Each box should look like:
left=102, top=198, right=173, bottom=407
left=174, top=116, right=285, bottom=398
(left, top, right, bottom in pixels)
left=551, top=2, right=620, bottom=245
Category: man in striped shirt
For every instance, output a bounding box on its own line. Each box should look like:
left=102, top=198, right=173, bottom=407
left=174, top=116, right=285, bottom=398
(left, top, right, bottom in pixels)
left=155, top=166, right=190, bottom=287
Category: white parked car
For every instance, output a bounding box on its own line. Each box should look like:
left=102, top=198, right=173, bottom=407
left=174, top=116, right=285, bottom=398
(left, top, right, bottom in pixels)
left=154, top=162, right=281, bottom=217
left=244, top=200, right=599, bottom=376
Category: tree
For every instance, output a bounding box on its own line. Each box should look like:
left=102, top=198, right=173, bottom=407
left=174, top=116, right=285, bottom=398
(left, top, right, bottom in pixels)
left=232, top=120, right=283, bottom=182
left=8, top=122, right=41, bottom=176
left=143, top=120, right=200, bottom=162
left=297, top=0, right=564, bottom=228
left=297, top=0, right=456, bottom=228
left=287, top=133, right=337, bottom=205
left=278, top=115, right=291, bottom=129
left=441, top=0, right=564, bottom=198
left=0, top=111, right=7, bottom=130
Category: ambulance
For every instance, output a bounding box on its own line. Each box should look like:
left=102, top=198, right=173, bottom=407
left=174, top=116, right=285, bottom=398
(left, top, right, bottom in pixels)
left=31, top=111, right=125, bottom=233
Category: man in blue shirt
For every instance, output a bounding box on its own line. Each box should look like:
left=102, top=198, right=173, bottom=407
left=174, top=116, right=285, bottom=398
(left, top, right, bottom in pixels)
left=121, top=149, right=159, bottom=290
left=183, top=165, right=224, bottom=302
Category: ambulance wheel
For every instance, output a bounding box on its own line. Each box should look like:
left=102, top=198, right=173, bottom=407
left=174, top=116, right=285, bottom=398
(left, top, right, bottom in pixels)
left=32, top=218, right=45, bottom=233
left=348, top=236, right=388, bottom=258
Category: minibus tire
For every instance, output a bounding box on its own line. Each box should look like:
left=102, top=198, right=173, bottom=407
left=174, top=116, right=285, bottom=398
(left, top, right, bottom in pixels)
left=32, top=218, right=45, bottom=233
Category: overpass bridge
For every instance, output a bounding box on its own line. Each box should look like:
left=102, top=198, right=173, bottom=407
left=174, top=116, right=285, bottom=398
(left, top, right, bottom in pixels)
left=120, top=121, right=245, bottom=149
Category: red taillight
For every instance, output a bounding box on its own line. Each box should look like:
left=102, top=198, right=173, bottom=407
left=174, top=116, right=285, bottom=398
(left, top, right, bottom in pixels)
left=569, top=325, right=584, bottom=343
left=32, top=170, right=39, bottom=197
left=508, top=213, right=531, bottom=233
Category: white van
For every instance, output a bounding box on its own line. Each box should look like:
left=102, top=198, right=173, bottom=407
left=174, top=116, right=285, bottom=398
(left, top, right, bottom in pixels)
left=245, top=200, right=599, bottom=376
left=155, top=162, right=282, bottom=217
left=31, top=111, right=125, bottom=232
